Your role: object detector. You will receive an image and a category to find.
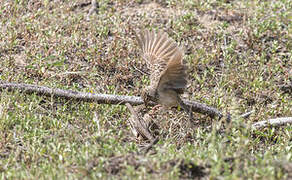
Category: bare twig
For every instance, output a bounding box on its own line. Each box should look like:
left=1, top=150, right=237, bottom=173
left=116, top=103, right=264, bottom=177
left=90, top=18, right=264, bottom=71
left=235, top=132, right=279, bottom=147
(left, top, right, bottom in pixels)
left=125, top=103, right=154, bottom=141
left=239, top=110, right=255, bottom=119
left=252, top=117, right=292, bottom=129
left=184, top=99, right=223, bottom=119
left=0, top=81, right=223, bottom=118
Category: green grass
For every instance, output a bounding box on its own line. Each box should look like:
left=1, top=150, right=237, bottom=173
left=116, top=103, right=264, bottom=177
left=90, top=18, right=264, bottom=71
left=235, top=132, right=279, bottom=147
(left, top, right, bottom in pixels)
left=0, top=0, right=291, bottom=179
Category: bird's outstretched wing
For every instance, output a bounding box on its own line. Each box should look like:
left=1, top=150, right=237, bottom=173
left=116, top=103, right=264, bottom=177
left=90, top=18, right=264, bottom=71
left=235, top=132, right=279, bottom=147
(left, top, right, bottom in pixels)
left=136, top=30, right=178, bottom=67
left=157, top=50, right=187, bottom=94
left=136, top=30, right=187, bottom=94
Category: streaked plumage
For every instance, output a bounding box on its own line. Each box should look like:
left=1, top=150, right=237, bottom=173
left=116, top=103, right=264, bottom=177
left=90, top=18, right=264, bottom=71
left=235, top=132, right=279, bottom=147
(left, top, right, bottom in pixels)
left=136, top=30, right=192, bottom=118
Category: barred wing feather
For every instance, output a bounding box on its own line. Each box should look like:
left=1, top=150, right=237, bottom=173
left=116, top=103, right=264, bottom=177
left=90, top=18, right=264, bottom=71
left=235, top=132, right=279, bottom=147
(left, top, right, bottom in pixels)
left=136, top=30, right=187, bottom=93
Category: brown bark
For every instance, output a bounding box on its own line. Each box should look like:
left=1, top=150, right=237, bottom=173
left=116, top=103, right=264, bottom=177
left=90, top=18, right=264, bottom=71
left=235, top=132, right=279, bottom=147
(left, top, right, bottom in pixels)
left=0, top=81, right=223, bottom=118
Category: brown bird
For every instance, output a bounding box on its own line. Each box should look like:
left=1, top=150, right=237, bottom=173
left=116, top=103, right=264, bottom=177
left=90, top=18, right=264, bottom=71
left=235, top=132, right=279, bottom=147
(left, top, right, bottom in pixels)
left=136, top=29, right=193, bottom=119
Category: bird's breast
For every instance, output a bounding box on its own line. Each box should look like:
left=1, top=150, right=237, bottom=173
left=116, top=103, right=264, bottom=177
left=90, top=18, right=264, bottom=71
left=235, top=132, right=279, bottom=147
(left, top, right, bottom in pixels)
left=157, top=90, right=179, bottom=107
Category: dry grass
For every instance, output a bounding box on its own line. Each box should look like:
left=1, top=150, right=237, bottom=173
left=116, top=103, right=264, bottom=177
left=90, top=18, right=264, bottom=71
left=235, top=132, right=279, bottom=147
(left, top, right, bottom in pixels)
left=0, top=0, right=291, bottom=179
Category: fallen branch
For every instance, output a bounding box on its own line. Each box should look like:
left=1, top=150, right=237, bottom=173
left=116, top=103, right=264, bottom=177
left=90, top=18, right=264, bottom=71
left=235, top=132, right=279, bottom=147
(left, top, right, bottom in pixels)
left=184, top=99, right=223, bottom=119
left=252, top=117, right=292, bottom=129
left=0, top=81, right=223, bottom=118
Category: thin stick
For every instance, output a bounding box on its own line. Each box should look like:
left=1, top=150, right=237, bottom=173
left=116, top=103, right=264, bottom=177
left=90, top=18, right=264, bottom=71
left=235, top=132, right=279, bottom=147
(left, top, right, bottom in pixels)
left=125, top=103, right=154, bottom=140
left=239, top=110, right=255, bottom=119
left=252, top=117, right=292, bottom=129
left=0, top=81, right=223, bottom=118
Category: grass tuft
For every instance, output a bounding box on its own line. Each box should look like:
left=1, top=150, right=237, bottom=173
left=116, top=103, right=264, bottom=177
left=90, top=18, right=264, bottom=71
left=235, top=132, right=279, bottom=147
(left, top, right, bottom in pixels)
left=0, top=0, right=291, bottom=179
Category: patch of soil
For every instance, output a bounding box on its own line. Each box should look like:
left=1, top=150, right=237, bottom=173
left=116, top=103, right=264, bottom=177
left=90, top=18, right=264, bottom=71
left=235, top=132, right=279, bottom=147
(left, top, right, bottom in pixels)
left=104, top=154, right=154, bottom=175
left=103, top=154, right=209, bottom=178
left=164, top=159, right=208, bottom=179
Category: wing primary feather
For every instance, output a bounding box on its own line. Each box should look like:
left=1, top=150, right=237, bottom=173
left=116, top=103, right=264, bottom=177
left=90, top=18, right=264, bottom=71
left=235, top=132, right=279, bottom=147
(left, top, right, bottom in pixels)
left=152, top=31, right=165, bottom=54
left=154, top=32, right=170, bottom=57
left=152, top=32, right=166, bottom=54
left=149, top=31, right=159, bottom=57
left=146, top=29, right=152, bottom=54
left=156, top=38, right=177, bottom=60
left=159, top=43, right=178, bottom=59
left=149, top=30, right=156, bottom=54
left=136, top=30, right=187, bottom=94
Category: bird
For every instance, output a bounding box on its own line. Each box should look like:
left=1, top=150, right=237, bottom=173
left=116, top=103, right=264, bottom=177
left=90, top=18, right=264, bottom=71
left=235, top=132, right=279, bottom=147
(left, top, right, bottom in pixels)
left=136, top=29, right=193, bottom=119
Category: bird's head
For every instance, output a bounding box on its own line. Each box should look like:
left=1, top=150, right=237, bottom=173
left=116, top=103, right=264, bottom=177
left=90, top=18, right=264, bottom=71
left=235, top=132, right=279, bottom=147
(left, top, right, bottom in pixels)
left=142, top=87, right=158, bottom=107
